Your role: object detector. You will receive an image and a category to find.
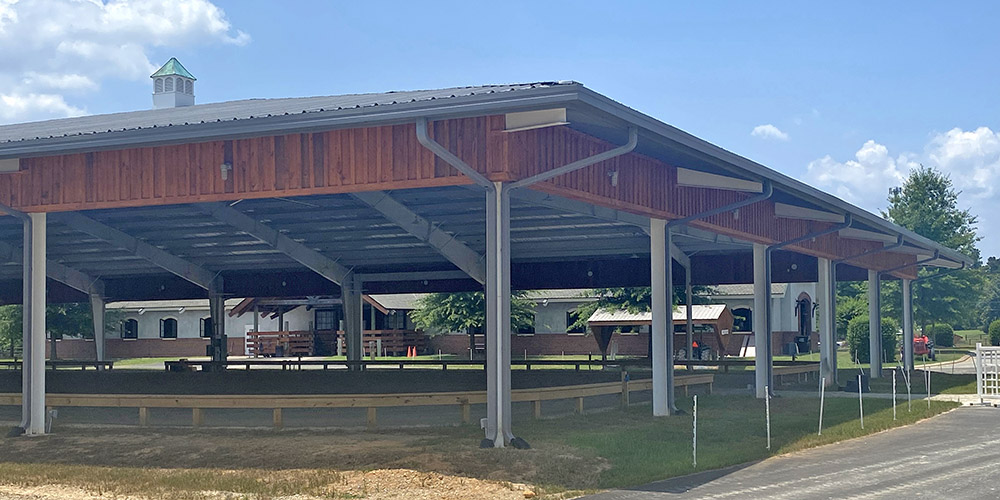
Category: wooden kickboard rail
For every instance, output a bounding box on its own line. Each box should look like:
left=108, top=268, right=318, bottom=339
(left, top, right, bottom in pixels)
left=0, top=374, right=712, bottom=430
left=773, top=363, right=820, bottom=384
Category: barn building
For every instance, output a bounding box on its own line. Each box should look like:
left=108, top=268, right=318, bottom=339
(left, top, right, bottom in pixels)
left=0, top=59, right=971, bottom=446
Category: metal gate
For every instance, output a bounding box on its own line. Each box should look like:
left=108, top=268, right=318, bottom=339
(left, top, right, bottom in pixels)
left=976, top=343, right=1000, bottom=404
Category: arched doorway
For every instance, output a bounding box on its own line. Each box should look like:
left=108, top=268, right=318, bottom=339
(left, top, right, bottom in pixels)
left=795, top=292, right=813, bottom=353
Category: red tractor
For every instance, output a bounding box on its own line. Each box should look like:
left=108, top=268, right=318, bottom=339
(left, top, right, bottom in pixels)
left=912, top=334, right=936, bottom=361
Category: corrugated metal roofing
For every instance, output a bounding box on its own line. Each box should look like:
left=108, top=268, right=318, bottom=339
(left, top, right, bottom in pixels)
left=0, top=82, right=572, bottom=145
left=708, top=284, right=787, bottom=297
left=368, top=293, right=425, bottom=311
left=588, top=304, right=727, bottom=324
left=106, top=298, right=243, bottom=311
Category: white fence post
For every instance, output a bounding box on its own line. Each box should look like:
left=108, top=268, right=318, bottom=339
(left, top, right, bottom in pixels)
left=818, top=377, right=825, bottom=436
left=892, top=369, right=897, bottom=421
left=692, top=395, right=698, bottom=468
left=765, top=385, right=771, bottom=450
left=858, top=374, right=864, bottom=430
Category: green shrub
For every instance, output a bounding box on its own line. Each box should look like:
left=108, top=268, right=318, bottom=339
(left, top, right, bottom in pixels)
left=847, top=315, right=899, bottom=364
left=990, top=320, right=1000, bottom=347
left=928, top=323, right=955, bottom=348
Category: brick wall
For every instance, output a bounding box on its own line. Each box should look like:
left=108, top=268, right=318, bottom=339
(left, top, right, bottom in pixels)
left=45, top=337, right=246, bottom=360
left=427, top=332, right=651, bottom=357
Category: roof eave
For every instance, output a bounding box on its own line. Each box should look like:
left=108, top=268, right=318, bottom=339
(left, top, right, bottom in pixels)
left=572, top=87, right=974, bottom=268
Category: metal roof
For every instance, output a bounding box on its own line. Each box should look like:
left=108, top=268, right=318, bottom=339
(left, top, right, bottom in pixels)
left=0, top=82, right=569, bottom=146
left=0, top=81, right=972, bottom=268
left=708, top=284, right=787, bottom=298
left=150, top=58, right=196, bottom=80
left=588, top=304, right=728, bottom=324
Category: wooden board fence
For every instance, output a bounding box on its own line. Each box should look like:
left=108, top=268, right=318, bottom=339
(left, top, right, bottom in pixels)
left=0, top=373, right=713, bottom=430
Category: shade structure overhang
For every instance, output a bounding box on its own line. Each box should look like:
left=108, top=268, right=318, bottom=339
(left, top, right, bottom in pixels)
left=0, top=81, right=971, bottom=304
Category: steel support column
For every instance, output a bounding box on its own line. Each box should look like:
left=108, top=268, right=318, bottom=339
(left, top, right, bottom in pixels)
left=19, top=214, right=32, bottom=432
left=902, top=278, right=914, bottom=371
left=26, top=213, right=46, bottom=435
left=90, top=293, right=106, bottom=362
left=868, top=269, right=882, bottom=378
left=817, top=257, right=836, bottom=386
left=208, top=283, right=227, bottom=367
left=753, top=243, right=769, bottom=399
left=484, top=183, right=514, bottom=446
left=343, top=273, right=364, bottom=366
left=685, top=265, right=694, bottom=370
left=650, top=218, right=673, bottom=415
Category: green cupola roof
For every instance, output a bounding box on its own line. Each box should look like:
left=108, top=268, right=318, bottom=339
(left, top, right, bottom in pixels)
left=150, top=58, right=196, bottom=80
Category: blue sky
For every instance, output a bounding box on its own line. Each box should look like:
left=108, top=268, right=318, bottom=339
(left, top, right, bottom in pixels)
left=3, top=1, right=999, bottom=256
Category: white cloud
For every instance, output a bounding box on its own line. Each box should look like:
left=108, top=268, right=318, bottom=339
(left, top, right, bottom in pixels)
left=805, top=127, right=1000, bottom=255
left=751, top=124, right=790, bottom=141
left=0, top=93, right=85, bottom=120
left=0, top=0, right=248, bottom=123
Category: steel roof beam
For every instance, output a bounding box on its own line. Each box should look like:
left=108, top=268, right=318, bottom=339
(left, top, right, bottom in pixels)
left=53, top=212, right=218, bottom=291
left=0, top=239, right=104, bottom=296
left=352, top=191, right=487, bottom=284
left=197, top=202, right=352, bottom=286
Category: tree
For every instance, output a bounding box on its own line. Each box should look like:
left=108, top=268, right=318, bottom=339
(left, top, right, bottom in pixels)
left=409, top=291, right=536, bottom=334
left=989, top=319, right=1000, bottom=347
left=0, top=303, right=121, bottom=357
left=846, top=314, right=898, bottom=364
left=882, top=166, right=983, bottom=330
left=0, top=305, right=22, bottom=358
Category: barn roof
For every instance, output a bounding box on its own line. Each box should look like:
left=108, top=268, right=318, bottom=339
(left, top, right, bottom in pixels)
left=588, top=304, right=728, bottom=325
left=0, top=81, right=970, bottom=268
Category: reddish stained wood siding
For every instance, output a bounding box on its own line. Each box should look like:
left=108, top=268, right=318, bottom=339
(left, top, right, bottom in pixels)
left=0, top=116, right=920, bottom=276
left=508, top=126, right=917, bottom=277
left=0, top=119, right=495, bottom=213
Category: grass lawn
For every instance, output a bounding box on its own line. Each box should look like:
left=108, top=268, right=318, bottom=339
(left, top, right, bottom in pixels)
left=774, top=347, right=968, bottom=368
left=0, top=395, right=957, bottom=499
left=954, top=329, right=989, bottom=347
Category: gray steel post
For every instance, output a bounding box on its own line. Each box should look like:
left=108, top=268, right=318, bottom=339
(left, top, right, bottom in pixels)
left=665, top=227, right=677, bottom=413
left=19, top=215, right=32, bottom=431
left=903, top=278, right=914, bottom=371
left=868, top=269, right=882, bottom=378
left=90, top=293, right=105, bottom=362
left=27, top=213, right=46, bottom=435
left=343, top=273, right=364, bottom=366
left=685, top=265, right=694, bottom=369
left=650, top=218, right=669, bottom=415
left=753, top=243, right=769, bottom=398
left=818, top=258, right=836, bottom=386
left=209, top=280, right=227, bottom=367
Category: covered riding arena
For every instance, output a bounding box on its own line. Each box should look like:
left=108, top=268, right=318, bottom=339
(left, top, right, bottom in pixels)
left=0, top=81, right=971, bottom=447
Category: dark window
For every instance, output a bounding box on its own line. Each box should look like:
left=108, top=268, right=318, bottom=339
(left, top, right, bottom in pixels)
left=733, top=308, right=752, bottom=332
left=517, top=313, right=536, bottom=334
left=566, top=310, right=586, bottom=333
left=200, top=317, right=212, bottom=338
left=160, top=318, right=178, bottom=339
left=384, top=311, right=410, bottom=330
left=121, top=319, right=138, bottom=339
left=315, top=309, right=339, bottom=331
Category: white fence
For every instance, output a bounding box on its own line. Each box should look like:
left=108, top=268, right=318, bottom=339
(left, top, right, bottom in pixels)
left=976, top=343, right=1000, bottom=404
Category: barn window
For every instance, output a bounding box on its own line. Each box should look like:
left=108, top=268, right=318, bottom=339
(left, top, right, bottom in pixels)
left=164, top=78, right=173, bottom=92
left=517, top=313, right=536, bottom=334
left=154, top=78, right=163, bottom=93
left=200, top=317, right=213, bottom=338
left=566, top=310, right=585, bottom=333
left=121, top=318, right=138, bottom=339
left=184, top=79, right=193, bottom=94
left=160, top=318, right=178, bottom=339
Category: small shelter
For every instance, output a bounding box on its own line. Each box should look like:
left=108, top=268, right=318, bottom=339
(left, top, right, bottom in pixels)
left=588, top=304, right=734, bottom=359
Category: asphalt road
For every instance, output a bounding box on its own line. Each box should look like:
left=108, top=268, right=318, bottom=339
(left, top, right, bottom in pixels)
left=587, top=406, right=1000, bottom=500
